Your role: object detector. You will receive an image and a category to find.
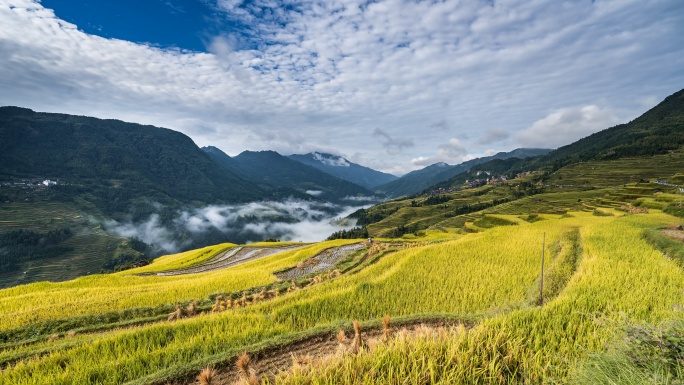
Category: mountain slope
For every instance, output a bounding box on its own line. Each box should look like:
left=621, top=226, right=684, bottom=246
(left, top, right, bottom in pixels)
left=532, top=88, right=684, bottom=169
left=288, top=152, right=397, bottom=189
left=204, top=147, right=376, bottom=203
left=375, top=148, right=550, bottom=197
left=202, top=145, right=240, bottom=171
left=374, top=162, right=454, bottom=198
left=0, top=107, right=267, bottom=214
left=425, top=89, right=684, bottom=193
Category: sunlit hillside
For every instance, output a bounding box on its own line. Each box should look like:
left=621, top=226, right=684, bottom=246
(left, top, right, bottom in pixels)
left=2, top=174, right=684, bottom=384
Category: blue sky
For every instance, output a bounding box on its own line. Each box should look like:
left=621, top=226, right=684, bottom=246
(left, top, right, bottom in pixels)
left=40, top=1, right=217, bottom=51
left=1, top=0, right=683, bottom=175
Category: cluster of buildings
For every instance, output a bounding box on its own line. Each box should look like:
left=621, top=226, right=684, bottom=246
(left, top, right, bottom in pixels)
left=465, top=175, right=508, bottom=188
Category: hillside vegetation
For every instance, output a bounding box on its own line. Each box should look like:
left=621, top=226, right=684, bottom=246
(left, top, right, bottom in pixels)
left=536, top=88, right=684, bottom=168
left=1, top=205, right=682, bottom=384
left=374, top=148, right=550, bottom=198
left=1, top=91, right=684, bottom=385
left=347, top=149, right=684, bottom=239
left=0, top=109, right=374, bottom=287
left=0, top=107, right=269, bottom=214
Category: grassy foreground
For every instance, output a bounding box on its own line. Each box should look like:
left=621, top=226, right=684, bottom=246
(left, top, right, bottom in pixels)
left=270, top=212, right=684, bottom=384
left=0, top=210, right=682, bottom=384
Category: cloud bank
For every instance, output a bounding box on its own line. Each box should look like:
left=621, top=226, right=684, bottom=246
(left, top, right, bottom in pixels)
left=516, top=105, right=622, bottom=148
left=104, top=199, right=368, bottom=253
left=411, top=138, right=468, bottom=167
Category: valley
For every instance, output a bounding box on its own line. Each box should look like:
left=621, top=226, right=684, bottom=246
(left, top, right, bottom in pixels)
left=1, top=2, right=682, bottom=384
left=1, top=201, right=682, bottom=384
left=1, top=90, right=684, bottom=385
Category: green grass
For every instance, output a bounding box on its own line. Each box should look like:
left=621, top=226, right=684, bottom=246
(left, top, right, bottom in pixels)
left=2, top=150, right=684, bottom=384
left=547, top=151, right=684, bottom=187
left=472, top=214, right=518, bottom=228
left=271, top=212, right=684, bottom=384
left=4, top=211, right=671, bottom=384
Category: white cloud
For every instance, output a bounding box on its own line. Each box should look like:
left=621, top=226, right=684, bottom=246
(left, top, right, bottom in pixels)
left=342, top=195, right=379, bottom=202
left=104, top=199, right=369, bottom=251
left=515, top=105, right=622, bottom=148
left=206, top=33, right=238, bottom=58
left=104, top=214, right=183, bottom=253
left=373, top=128, right=414, bottom=154
left=313, top=152, right=350, bottom=167
left=0, top=0, right=683, bottom=173
left=477, top=128, right=510, bottom=145
left=411, top=138, right=468, bottom=167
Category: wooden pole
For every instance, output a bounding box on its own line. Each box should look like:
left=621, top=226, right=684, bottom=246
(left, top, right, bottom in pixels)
left=540, top=232, right=545, bottom=306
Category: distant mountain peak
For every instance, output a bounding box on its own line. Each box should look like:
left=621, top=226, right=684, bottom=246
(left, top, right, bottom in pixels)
left=312, top=152, right=350, bottom=167
left=288, top=152, right=397, bottom=189
left=375, top=148, right=551, bottom=197
left=202, top=145, right=228, bottom=156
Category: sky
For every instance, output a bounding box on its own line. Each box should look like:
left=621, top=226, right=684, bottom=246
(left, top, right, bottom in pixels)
left=1, top=0, right=683, bottom=175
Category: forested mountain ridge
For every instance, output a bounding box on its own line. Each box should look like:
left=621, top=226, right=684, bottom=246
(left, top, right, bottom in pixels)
left=204, top=147, right=376, bottom=203
left=375, top=148, right=550, bottom=197
left=0, top=107, right=269, bottom=215
left=530, top=88, right=684, bottom=170
left=233, top=150, right=376, bottom=203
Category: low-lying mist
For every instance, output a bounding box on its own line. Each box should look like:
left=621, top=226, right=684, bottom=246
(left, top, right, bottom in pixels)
left=103, top=199, right=370, bottom=255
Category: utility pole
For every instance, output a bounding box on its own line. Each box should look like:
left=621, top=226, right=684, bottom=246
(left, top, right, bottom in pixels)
left=540, top=232, right=545, bottom=306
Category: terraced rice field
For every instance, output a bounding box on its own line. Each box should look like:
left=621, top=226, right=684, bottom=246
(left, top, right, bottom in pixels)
left=0, top=200, right=135, bottom=288
left=0, top=203, right=683, bottom=384
left=548, top=151, right=684, bottom=187
left=275, top=243, right=364, bottom=280
left=142, top=244, right=307, bottom=276
left=0, top=201, right=88, bottom=232
left=0, top=232, right=127, bottom=289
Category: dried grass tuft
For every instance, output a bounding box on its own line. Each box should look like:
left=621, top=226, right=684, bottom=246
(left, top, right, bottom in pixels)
left=186, top=301, right=196, bottom=316
left=382, top=315, right=392, bottom=341
left=167, top=305, right=182, bottom=321
left=236, top=352, right=251, bottom=378
left=350, top=320, right=365, bottom=354
left=336, top=329, right=347, bottom=343
left=197, top=366, right=216, bottom=385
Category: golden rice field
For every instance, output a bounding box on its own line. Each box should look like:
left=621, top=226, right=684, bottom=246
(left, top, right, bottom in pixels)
left=0, top=210, right=682, bottom=384
left=0, top=240, right=354, bottom=330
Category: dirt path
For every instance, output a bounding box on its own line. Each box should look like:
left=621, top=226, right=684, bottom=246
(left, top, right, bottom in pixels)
left=179, top=318, right=465, bottom=385
left=141, top=245, right=306, bottom=276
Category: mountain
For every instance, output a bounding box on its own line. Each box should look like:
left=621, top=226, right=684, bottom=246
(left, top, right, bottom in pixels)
left=288, top=152, right=397, bottom=189
left=425, top=90, right=684, bottom=193
left=0, top=107, right=268, bottom=215
left=202, top=145, right=240, bottom=171
left=530, top=88, right=684, bottom=170
left=204, top=147, right=376, bottom=203
left=427, top=157, right=529, bottom=192
left=375, top=148, right=551, bottom=197
left=0, top=108, right=278, bottom=288
left=374, top=162, right=453, bottom=198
